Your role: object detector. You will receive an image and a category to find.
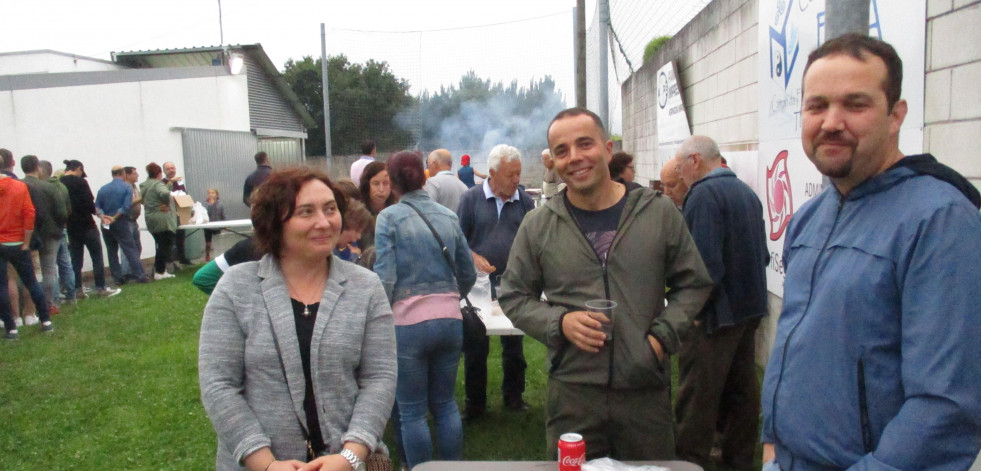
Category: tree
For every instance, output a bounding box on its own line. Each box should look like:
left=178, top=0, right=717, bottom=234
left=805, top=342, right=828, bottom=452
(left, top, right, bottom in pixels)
left=282, top=55, right=415, bottom=156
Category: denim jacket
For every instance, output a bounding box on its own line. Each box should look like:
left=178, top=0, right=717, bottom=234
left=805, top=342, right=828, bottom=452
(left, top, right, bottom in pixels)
left=373, top=190, right=476, bottom=304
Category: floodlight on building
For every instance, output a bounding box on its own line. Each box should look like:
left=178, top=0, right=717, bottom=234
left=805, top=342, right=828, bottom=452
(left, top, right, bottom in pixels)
left=228, top=53, right=245, bottom=75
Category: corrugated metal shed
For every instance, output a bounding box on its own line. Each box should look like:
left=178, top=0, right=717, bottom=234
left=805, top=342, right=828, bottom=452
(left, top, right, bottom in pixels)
left=180, top=128, right=305, bottom=220
left=244, top=55, right=305, bottom=134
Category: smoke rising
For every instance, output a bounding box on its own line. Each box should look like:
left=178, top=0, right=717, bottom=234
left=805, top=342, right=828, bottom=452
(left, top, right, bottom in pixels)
left=398, top=75, right=568, bottom=185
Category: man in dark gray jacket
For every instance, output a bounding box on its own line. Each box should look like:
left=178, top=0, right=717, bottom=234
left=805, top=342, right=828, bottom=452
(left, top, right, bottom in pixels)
left=674, top=135, right=768, bottom=469
left=500, top=108, right=712, bottom=460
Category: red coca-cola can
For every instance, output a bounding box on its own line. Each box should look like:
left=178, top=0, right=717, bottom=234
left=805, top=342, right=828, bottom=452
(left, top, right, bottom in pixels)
left=558, top=433, right=586, bottom=471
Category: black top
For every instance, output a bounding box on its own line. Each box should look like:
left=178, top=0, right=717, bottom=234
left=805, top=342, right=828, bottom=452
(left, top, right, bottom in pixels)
left=290, top=298, right=326, bottom=454
left=566, top=192, right=627, bottom=265
left=223, top=237, right=261, bottom=267
left=243, top=165, right=273, bottom=207
left=60, top=174, right=97, bottom=234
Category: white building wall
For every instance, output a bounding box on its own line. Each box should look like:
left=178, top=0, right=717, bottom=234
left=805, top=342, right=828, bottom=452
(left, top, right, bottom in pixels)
left=0, top=51, right=123, bottom=74
left=925, top=1, right=981, bottom=194
left=0, top=73, right=250, bottom=268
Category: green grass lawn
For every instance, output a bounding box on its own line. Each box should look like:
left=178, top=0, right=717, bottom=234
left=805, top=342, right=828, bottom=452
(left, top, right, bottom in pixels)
left=1, top=267, right=758, bottom=469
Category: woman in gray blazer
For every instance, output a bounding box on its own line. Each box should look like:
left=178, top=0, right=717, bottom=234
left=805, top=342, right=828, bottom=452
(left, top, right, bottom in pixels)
left=199, top=167, right=397, bottom=471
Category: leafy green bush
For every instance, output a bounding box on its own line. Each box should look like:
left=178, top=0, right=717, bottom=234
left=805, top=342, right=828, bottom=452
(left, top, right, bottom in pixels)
left=643, top=36, right=672, bottom=65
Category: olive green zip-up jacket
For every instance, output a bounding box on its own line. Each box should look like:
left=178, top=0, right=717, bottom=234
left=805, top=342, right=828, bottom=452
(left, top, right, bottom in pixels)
left=500, top=187, right=712, bottom=390
left=140, top=178, right=176, bottom=234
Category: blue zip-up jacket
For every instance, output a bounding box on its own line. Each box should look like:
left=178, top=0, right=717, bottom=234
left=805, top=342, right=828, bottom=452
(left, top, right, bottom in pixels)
left=682, top=167, right=769, bottom=333
left=761, top=164, right=981, bottom=470
left=373, top=190, right=476, bottom=304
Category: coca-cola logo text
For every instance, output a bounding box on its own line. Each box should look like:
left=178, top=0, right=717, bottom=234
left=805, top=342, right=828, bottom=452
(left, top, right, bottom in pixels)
left=561, top=455, right=585, bottom=466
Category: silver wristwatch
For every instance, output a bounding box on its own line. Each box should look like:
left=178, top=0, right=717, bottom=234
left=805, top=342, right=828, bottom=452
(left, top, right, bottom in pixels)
left=340, top=448, right=366, bottom=471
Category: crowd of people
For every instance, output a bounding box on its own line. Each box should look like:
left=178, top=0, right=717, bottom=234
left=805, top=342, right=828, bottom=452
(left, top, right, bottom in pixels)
left=194, top=35, right=981, bottom=471
left=0, top=155, right=211, bottom=339
left=6, top=33, right=978, bottom=471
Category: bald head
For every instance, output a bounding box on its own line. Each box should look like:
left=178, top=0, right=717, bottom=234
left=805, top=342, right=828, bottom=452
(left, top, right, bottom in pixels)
left=660, top=156, right=688, bottom=209
left=428, top=149, right=452, bottom=172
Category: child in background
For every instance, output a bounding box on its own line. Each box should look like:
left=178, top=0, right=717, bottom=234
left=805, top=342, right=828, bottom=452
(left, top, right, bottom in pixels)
left=203, top=188, right=225, bottom=261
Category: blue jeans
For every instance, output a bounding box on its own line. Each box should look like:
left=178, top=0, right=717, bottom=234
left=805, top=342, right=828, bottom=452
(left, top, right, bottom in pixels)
left=395, top=318, right=463, bottom=468
left=55, top=231, right=76, bottom=301
left=68, top=226, right=106, bottom=290
left=0, top=244, right=51, bottom=332
left=120, top=219, right=142, bottom=278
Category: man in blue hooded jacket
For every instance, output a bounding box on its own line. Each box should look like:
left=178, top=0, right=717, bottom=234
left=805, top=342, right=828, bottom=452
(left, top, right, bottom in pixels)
left=760, top=34, right=981, bottom=470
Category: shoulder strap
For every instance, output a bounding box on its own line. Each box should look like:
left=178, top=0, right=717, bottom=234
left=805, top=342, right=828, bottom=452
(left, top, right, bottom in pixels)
left=401, top=200, right=474, bottom=308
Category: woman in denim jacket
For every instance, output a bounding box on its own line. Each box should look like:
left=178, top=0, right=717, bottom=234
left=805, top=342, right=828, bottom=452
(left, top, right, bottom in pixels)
left=373, top=151, right=476, bottom=469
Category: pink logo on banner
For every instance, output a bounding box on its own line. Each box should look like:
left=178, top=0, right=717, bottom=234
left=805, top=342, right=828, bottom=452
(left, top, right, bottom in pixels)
left=766, top=150, right=794, bottom=241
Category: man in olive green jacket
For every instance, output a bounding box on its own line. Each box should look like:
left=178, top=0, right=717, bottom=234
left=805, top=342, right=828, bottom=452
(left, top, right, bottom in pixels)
left=500, top=108, right=712, bottom=461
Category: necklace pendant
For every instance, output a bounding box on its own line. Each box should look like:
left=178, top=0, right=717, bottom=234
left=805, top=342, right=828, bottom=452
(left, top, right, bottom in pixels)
left=303, top=306, right=311, bottom=317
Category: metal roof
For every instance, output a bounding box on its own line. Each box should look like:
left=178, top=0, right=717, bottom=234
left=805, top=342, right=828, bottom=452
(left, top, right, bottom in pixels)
left=112, top=44, right=316, bottom=129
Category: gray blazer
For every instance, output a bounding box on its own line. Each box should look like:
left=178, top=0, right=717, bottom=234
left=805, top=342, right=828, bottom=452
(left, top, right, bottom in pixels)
left=199, top=254, right=397, bottom=470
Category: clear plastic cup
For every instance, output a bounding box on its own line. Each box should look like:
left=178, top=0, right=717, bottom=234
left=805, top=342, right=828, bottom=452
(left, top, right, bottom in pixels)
left=585, top=299, right=616, bottom=342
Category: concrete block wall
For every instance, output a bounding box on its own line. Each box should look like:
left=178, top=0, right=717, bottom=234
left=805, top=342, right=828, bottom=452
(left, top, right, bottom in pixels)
left=621, top=64, right=658, bottom=184
left=924, top=0, right=981, bottom=192
left=622, top=0, right=758, bottom=186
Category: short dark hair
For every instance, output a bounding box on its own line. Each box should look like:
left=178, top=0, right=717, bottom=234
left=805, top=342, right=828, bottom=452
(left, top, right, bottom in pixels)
left=251, top=167, right=347, bottom=258
left=146, top=162, right=162, bottom=179
left=124, top=166, right=137, bottom=176
left=111, top=167, right=124, bottom=177
left=547, top=107, right=609, bottom=143
left=361, top=140, right=376, bottom=156
left=609, top=151, right=634, bottom=179
left=254, top=151, right=269, bottom=165
left=803, top=33, right=903, bottom=111
left=388, top=151, right=426, bottom=195
left=0, top=148, right=13, bottom=170
left=20, top=155, right=39, bottom=174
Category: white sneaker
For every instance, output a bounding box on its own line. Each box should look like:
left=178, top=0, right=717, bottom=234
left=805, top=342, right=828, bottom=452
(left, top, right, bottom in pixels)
left=154, top=271, right=175, bottom=280
left=98, top=287, right=122, bottom=297
left=24, top=314, right=40, bottom=326
left=15, top=317, right=24, bottom=327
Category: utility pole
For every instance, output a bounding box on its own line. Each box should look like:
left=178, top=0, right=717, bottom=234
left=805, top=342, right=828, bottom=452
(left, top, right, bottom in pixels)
left=598, top=0, right=610, bottom=126
left=826, top=0, right=870, bottom=39
left=321, top=23, right=332, bottom=160
left=575, top=1, right=586, bottom=108
left=822, top=0, right=869, bottom=189
left=217, top=0, right=224, bottom=45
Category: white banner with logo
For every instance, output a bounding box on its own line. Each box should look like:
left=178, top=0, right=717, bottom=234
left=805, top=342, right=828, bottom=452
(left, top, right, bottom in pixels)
left=656, top=62, right=692, bottom=169
left=757, top=0, right=925, bottom=296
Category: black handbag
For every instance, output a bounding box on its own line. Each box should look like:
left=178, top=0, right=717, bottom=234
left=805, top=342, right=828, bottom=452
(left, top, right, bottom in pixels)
left=401, top=200, right=486, bottom=340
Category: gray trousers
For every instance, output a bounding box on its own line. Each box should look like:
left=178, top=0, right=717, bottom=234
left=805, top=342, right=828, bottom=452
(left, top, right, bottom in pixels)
left=675, top=318, right=761, bottom=469
left=545, top=378, right=675, bottom=461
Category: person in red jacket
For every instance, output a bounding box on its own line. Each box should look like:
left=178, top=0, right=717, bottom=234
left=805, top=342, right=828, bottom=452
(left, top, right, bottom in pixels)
left=0, top=171, right=54, bottom=339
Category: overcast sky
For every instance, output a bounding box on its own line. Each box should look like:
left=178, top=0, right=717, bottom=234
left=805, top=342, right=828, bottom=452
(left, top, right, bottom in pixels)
left=3, top=0, right=582, bottom=99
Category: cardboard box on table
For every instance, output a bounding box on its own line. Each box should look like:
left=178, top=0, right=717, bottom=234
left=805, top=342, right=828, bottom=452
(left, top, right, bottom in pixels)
left=173, top=194, right=195, bottom=225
